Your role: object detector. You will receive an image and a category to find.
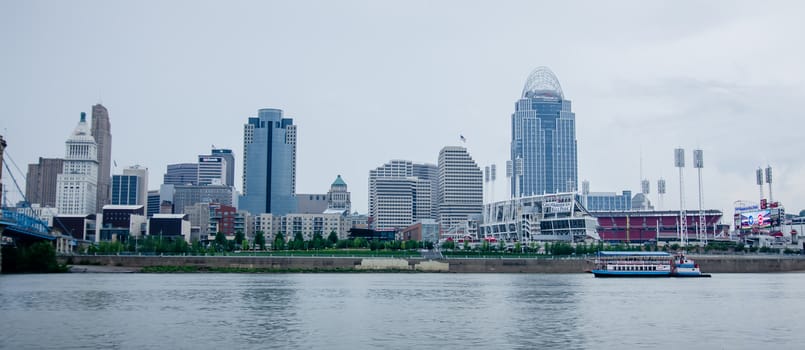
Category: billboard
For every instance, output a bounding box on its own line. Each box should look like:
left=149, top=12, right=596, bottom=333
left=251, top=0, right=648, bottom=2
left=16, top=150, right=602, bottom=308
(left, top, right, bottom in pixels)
left=740, top=210, right=771, bottom=229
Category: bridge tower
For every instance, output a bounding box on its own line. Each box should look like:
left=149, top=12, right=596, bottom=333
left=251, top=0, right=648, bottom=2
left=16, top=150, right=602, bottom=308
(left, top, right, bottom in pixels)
left=1, top=135, right=6, bottom=273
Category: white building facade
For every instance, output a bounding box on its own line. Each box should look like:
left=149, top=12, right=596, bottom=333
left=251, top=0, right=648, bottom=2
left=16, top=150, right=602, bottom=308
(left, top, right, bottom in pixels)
left=56, top=112, right=99, bottom=215
left=437, top=146, right=483, bottom=232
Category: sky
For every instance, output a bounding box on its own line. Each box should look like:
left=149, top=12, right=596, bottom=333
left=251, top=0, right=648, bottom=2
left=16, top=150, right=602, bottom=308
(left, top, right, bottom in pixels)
left=2, top=0, right=804, bottom=220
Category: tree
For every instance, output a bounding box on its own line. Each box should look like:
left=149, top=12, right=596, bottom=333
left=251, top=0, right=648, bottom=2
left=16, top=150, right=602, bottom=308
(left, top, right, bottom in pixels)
left=1, top=242, right=66, bottom=273
left=327, top=231, right=339, bottom=245
left=463, top=240, right=470, bottom=251
left=352, top=237, right=367, bottom=248
left=191, top=239, right=203, bottom=254
left=369, top=239, right=382, bottom=251
left=441, top=239, right=455, bottom=250
left=214, top=232, right=228, bottom=252
left=292, top=232, right=306, bottom=250
left=254, top=231, right=266, bottom=250
left=235, top=231, right=245, bottom=245
left=172, top=238, right=189, bottom=253
left=273, top=232, right=286, bottom=250
left=312, top=232, right=325, bottom=250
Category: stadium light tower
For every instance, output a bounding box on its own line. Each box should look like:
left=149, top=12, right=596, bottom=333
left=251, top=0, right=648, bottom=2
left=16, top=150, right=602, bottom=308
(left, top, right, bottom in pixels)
left=756, top=168, right=764, bottom=205
left=674, top=148, right=687, bottom=247
left=765, top=166, right=773, bottom=204
left=506, top=160, right=513, bottom=200
left=484, top=165, right=491, bottom=223
left=694, top=149, right=706, bottom=245
left=657, top=178, right=666, bottom=211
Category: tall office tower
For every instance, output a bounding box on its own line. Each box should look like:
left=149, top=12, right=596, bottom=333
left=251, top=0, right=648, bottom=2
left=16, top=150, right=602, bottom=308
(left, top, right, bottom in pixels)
left=326, top=175, right=351, bottom=213
left=25, top=157, right=64, bottom=207
left=147, top=190, right=160, bottom=217
left=239, top=108, right=297, bottom=215
left=198, top=153, right=228, bottom=186
left=212, top=149, right=235, bottom=187
left=112, top=165, right=149, bottom=207
left=91, top=104, right=112, bottom=212
left=437, top=146, right=483, bottom=230
left=368, top=160, right=433, bottom=230
left=413, top=163, right=439, bottom=219
left=163, top=163, right=198, bottom=185
left=510, top=67, right=577, bottom=197
left=56, top=112, right=99, bottom=215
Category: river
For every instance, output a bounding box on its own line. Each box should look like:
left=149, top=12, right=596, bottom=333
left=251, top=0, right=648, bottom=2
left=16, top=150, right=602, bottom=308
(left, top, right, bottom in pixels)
left=1, top=273, right=803, bottom=349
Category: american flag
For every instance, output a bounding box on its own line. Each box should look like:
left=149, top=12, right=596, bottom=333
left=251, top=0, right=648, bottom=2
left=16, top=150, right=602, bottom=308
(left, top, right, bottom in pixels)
left=460, top=134, right=466, bottom=143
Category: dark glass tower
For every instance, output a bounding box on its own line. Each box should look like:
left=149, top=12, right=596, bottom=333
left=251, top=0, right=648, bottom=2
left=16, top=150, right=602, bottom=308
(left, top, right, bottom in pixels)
left=510, top=67, right=577, bottom=197
left=239, top=108, right=297, bottom=215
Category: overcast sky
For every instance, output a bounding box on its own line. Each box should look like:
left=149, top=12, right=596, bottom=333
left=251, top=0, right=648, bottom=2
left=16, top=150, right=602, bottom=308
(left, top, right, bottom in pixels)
left=2, top=0, right=804, bottom=219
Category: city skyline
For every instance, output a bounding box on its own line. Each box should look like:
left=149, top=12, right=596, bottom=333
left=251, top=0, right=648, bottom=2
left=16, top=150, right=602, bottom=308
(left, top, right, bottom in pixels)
left=2, top=1, right=805, bottom=218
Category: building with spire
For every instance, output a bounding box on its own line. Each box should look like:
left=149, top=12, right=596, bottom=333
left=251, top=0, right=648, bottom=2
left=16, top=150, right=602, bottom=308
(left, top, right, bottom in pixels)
left=510, top=67, right=577, bottom=197
left=56, top=112, right=99, bottom=215
left=91, top=104, right=112, bottom=213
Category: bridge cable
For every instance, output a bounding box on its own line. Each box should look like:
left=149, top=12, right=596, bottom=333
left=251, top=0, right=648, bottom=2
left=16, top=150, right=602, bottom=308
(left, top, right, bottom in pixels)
left=2, top=151, right=29, bottom=209
left=3, top=150, right=67, bottom=235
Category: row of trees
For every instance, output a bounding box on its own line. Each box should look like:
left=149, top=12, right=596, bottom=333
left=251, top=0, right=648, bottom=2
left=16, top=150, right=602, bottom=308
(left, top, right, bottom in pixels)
left=2, top=242, right=67, bottom=273
left=440, top=240, right=668, bottom=256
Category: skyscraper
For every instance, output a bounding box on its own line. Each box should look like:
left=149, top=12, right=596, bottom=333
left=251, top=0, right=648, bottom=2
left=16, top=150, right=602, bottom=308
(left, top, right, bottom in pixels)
left=91, top=104, right=112, bottom=212
left=239, top=108, right=297, bottom=215
left=25, top=157, right=64, bottom=207
left=510, top=67, right=577, bottom=197
left=197, top=154, right=227, bottom=186
left=368, top=160, right=434, bottom=230
left=163, top=163, right=198, bottom=185
left=437, top=146, right=483, bottom=230
left=56, top=112, right=99, bottom=215
left=112, top=165, right=149, bottom=207
left=212, top=148, right=235, bottom=187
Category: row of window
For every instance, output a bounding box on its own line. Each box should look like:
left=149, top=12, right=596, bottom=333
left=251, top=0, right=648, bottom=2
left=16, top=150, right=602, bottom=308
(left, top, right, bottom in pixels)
left=611, top=265, right=658, bottom=271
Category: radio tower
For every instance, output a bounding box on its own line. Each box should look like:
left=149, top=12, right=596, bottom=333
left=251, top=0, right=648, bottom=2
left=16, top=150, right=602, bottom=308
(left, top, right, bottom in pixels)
left=675, top=148, right=687, bottom=247
left=694, top=149, right=706, bottom=244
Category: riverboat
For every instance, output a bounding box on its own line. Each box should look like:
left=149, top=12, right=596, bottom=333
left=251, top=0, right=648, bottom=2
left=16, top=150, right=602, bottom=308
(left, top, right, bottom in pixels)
left=590, top=251, right=711, bottom=278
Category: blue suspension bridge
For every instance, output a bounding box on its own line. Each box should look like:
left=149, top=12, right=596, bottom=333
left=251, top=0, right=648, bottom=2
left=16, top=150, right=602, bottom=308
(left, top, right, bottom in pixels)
left=1, top=135, right=56, bottom=245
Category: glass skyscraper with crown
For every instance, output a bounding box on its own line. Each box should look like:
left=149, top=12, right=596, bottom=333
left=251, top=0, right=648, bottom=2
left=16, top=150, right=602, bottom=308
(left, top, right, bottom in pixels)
left=239, top=108, right=297, bottom=215
left=510, top=66, right=578, bottom=197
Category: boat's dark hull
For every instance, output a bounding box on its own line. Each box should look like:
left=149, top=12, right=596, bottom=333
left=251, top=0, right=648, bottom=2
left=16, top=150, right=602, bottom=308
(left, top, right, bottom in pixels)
left=592, top=272, right=711, bottom=278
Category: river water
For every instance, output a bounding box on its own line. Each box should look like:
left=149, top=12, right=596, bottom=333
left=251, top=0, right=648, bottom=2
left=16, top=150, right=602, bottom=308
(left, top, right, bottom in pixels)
left=1, top=273, right=803, bottom=349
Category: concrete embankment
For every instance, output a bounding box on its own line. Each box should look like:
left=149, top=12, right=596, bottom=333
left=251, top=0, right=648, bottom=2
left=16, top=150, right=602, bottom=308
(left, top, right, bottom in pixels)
left=58, top=254, right=805, bottom=273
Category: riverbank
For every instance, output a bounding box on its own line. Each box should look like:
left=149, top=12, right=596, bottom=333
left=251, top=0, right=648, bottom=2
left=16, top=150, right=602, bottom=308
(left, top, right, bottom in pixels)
left=56, top=254, right=805, bottom=273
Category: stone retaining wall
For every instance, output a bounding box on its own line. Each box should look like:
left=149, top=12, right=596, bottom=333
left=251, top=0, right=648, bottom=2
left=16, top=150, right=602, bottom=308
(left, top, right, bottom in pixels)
left=58, top=255, right=805, bottom=273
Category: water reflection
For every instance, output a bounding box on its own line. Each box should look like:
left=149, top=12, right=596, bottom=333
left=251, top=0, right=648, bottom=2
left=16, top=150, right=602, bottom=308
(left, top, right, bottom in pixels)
left=1, top=273, right=805, bottom=349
